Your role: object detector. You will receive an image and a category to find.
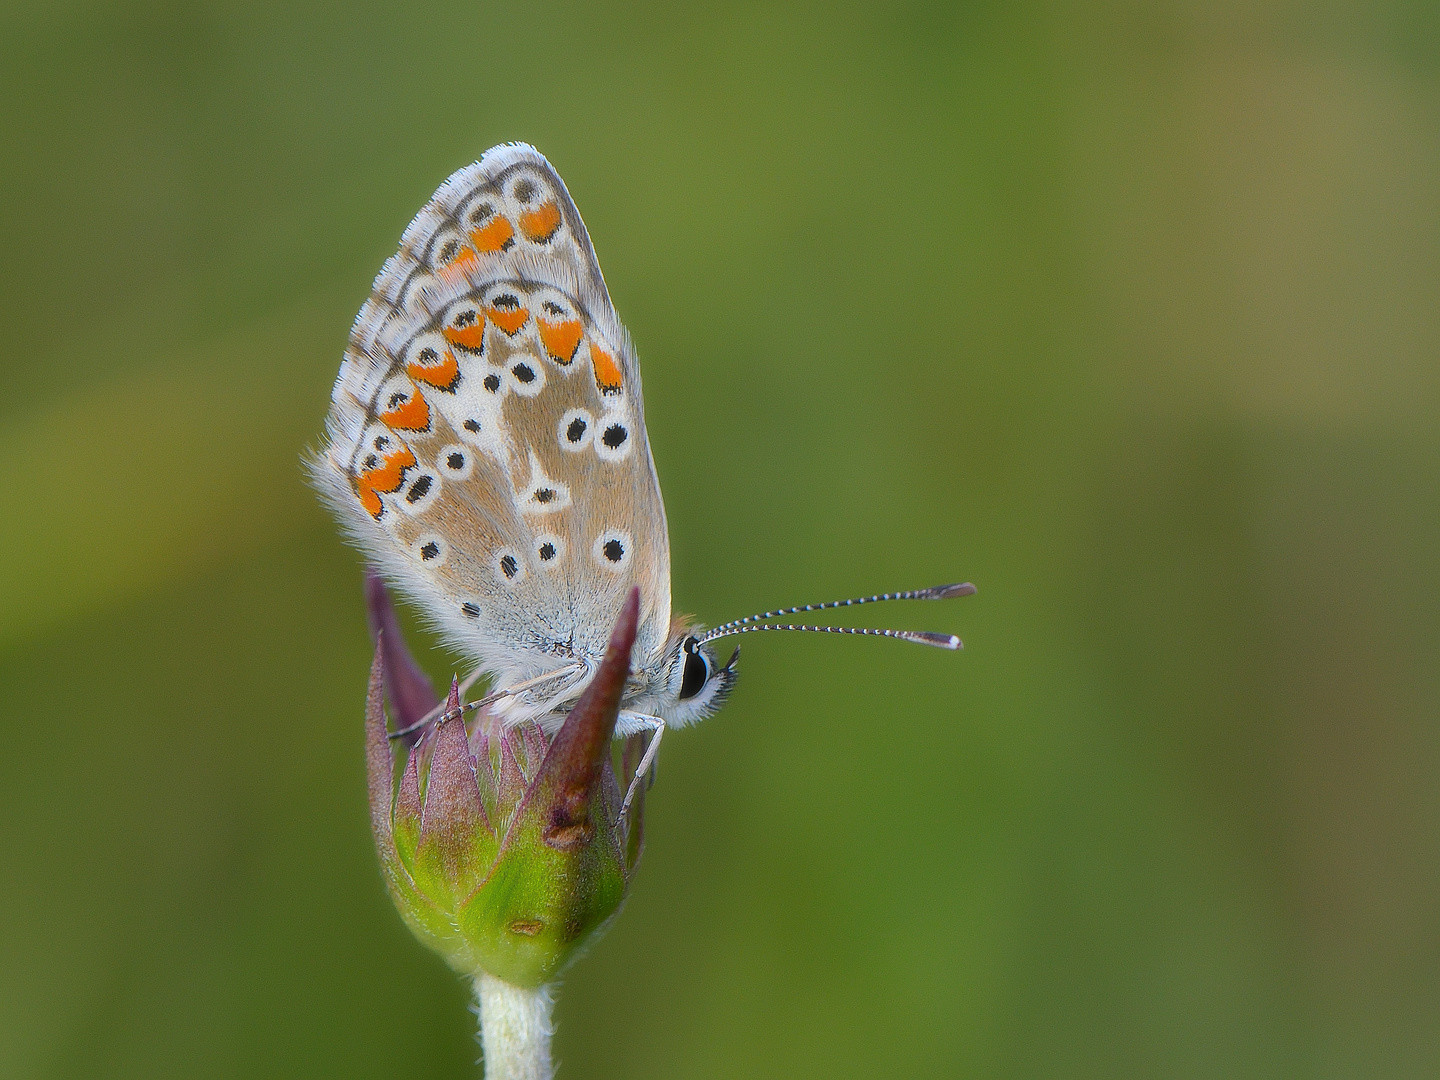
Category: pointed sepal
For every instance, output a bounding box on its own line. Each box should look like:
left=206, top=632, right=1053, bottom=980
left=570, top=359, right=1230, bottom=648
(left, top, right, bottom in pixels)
left=364, top=645, right=395, bottom=856
left=494, top=732, right=529, bottom=824
left=365, top=569, right=438, bottom=743
left=412, top=679, right=497, bottom=911
left=365, top=635, right=468, bottom=962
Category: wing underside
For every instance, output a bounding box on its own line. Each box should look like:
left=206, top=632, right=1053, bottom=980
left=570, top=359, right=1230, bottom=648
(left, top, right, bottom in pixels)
left=313, top=144, right=672, bottom=687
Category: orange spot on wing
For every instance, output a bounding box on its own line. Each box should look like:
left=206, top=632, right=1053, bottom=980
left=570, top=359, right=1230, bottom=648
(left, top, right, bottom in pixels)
left=470, top=216, right=515, bottom=253
left=379, top=388, right=431, bottom=431
left=355, top=445, right=417, bottom=518
left=442, top=317, right=486, bottom=353
left=518, top=200, right=562, bottom=243
left=486, top=304, right=530, bottom=335
left=537, top=318, right=583, bottom=365
left=441, top=246, right=478, bottom=274
left=407, top=349, right=460, bottom=392
left=589, top=341, right=623, bottom=393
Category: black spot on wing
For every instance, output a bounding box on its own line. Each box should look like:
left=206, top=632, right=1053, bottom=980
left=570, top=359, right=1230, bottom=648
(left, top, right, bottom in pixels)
left=405, top=475, right=433, bottom=504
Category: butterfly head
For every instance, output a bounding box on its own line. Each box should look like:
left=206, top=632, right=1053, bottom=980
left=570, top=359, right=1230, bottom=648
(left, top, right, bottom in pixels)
left=652, top=621, right=739, bottom=727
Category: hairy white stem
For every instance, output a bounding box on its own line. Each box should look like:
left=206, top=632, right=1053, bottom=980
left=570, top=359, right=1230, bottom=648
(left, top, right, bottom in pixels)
left=475, top=974, right=555, bottom=1080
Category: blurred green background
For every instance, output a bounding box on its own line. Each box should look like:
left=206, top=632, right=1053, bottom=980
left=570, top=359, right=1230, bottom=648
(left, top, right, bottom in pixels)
left=3, top=1, right=1438, bottom=1076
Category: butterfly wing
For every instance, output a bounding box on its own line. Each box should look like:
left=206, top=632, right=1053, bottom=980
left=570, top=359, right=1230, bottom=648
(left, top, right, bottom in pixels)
left=313, top=144, right=672, bottom=692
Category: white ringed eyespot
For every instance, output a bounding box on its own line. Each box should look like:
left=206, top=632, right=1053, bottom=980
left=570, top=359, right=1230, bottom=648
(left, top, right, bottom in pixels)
left=558, top=407, right=594, bottom=452
left=592, top=529, right=633, bottom=571
left=495, top=547, right=526, bottom=584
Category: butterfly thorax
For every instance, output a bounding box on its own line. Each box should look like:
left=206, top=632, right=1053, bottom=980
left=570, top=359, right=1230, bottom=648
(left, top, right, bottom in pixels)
left=484, top=614, right=732, bottom=733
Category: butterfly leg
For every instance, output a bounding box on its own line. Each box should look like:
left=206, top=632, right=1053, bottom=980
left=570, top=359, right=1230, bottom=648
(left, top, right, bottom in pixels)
left=616, top=712, right=665, bottom=825
left=386, top=663, right=587, bottom=741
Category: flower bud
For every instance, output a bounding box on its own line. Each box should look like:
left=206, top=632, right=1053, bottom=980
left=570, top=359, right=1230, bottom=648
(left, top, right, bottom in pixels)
left=364, top=575, right=645, bottom=988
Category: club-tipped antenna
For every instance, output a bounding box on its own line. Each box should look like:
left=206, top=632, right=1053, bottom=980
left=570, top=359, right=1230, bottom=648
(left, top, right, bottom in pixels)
left=701, top=623, right=963, bottom=649
left=695, top=582, right=975, bottom=650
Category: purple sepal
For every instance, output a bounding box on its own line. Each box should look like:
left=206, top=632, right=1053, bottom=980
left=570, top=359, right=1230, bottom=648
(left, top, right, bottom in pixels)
left=365, top=569, right=439, bottom=743
left=525, top=588, right=638, bottom=852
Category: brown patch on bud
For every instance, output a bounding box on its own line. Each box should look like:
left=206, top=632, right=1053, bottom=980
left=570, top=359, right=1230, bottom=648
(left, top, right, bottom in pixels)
left=542, top=818, right=595, bottom=851
left=542, top=780, right=595, bottom=850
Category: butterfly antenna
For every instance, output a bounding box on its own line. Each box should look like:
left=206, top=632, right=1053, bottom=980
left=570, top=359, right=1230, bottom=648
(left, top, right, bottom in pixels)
left=695, top=582, right=975, bottom=650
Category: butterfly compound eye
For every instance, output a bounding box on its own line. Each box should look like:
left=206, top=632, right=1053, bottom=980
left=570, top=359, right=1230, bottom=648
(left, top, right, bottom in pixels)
left=678, top=637, right=709, bottom=701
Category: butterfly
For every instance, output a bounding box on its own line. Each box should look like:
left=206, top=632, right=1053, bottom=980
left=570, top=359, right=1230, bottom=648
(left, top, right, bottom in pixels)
left=312, top=144, right=973, bottom=818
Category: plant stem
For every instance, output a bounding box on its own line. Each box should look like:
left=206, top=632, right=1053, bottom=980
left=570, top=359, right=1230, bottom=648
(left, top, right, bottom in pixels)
left=475, top=974, right=555, bottom=1080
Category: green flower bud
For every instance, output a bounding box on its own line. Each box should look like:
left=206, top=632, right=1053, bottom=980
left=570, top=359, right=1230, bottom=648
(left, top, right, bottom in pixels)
left=364, top=576, right=645, bottom=989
